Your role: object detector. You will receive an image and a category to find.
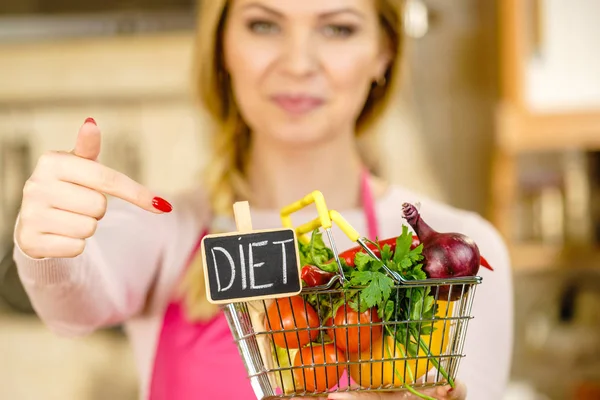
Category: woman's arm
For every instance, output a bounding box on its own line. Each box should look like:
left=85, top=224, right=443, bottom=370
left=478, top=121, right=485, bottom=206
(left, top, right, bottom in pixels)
left=13, top=196, right=176, bottom=336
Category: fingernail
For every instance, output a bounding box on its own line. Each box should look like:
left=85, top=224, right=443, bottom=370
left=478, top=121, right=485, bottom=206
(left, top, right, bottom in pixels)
left=84, top=117, right=97, bottom=126
left=152, top=197, right=173, bottom=213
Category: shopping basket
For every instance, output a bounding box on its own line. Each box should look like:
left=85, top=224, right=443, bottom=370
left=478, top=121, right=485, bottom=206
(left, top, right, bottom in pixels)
left=219, top=191, right=482, bottom=399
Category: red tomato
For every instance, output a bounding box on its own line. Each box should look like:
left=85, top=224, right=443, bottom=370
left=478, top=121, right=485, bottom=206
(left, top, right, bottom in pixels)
left=264, top=296, right=320, bottom=349
left=327, top=305, right=382, bottom=354
left=293, top=343, right=346, bottom=392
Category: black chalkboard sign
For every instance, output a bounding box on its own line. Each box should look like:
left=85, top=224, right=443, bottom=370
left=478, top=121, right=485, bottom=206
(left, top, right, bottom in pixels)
left=201, top=202, right=302, bottom=304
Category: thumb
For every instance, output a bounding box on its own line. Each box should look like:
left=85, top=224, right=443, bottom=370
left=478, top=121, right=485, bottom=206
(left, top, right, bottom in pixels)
left=72, top=117, right=101, bottom=161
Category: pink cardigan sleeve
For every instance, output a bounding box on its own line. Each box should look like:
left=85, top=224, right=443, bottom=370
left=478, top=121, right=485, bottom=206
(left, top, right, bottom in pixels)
left=12, top=197, right=176, bottom=336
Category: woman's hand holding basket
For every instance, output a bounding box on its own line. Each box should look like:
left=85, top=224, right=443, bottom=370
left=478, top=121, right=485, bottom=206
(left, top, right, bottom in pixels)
left=326, top=380, right=467, bottom=399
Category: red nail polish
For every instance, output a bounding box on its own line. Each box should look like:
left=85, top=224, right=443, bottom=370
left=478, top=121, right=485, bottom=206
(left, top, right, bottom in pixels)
left=84, top=117, right=97, bottom=125
left=152, top=197, right=173, bottom=213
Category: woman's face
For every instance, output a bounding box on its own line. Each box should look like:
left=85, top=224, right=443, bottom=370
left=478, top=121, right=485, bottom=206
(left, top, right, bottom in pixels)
left=223, top=0, right=391, bottom=147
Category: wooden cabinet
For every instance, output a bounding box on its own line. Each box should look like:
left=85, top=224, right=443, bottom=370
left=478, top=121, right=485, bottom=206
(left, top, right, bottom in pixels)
left=492, top=0, right=600, bottom=270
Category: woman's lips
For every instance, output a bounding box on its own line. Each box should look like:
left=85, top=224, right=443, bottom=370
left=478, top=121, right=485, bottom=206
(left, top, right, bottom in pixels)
left=271, top=95, right=324, bottom=115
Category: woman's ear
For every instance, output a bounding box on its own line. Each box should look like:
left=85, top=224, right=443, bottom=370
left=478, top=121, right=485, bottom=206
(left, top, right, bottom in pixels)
left=373, top=55, right=391, bottom=87
left=374, top=39, right=393, bottom=82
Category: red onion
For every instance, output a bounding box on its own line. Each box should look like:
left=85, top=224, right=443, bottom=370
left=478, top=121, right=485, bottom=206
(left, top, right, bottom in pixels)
left=402, top=203, right=480, bottom=300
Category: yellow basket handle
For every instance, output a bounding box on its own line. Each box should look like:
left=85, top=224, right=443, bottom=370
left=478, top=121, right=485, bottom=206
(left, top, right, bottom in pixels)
left=280, top=190, right=361, bottom=244
left=329, top=210, right=360, bottom=242
left=280, top=190, right=396, bottom=286
left=280, top=191, right=332, bottom=244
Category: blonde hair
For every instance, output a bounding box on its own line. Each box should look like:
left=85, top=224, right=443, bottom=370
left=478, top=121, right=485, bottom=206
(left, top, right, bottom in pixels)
left=179, top=0, right=406, bottom=321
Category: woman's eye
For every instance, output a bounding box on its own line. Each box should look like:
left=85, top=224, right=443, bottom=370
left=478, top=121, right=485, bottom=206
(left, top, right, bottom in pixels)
left=247, top=20, right=280, bottom=35
left=322, top=24, right=356, bottom=38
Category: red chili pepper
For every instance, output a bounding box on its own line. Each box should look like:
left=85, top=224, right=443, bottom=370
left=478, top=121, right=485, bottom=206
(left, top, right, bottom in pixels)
left=301, top=265, right=336, bottom=287
left=479, top=255, right=494, bottom=271
left=338, top=235, right=494, bottom=271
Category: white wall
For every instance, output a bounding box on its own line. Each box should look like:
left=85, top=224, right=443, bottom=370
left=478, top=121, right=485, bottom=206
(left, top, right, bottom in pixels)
left=525, top=0, right=600, bottom=111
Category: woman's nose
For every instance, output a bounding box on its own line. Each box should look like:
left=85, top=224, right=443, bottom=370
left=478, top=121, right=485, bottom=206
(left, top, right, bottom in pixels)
left=279, top=31, right=319, bottom=78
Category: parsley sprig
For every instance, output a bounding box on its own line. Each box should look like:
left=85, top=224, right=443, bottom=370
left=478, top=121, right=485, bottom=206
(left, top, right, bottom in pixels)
left=343, top=226, right=453, bottom=393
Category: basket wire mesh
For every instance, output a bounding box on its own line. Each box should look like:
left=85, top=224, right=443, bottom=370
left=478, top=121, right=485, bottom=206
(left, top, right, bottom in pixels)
left=220, top=192, right=482, bottom=399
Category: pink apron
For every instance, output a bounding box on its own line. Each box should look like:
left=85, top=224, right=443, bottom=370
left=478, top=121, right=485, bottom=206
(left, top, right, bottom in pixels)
left=148, top=171, right=380, bottom=399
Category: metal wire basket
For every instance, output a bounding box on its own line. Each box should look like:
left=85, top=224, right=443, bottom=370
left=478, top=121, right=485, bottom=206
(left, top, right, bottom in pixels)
left=220, top=192, right=482, bottom=399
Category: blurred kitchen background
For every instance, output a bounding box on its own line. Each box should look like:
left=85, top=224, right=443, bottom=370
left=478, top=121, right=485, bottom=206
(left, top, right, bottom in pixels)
left=0, top=0, right=599, bottom=399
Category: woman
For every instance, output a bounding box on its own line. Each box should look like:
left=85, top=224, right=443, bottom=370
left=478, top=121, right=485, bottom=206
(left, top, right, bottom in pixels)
left=13, top=0, right=512, bottom=399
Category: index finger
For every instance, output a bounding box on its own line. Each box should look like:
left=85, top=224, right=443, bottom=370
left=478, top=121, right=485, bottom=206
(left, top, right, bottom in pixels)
left=56, top=154, right=172, bottom=214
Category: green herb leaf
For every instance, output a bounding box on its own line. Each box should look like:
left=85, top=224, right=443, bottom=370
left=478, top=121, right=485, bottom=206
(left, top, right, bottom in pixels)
left=348, top=271, right=373, bottom=286
left=392, top=226, right=413, bottom=265
left=298, top=242, right=311, bottom=267
left=354, top=252, right=372, bottom=271
left=423, top=293, right=435, bottom=315
left=378, top=299, right=395, bottom=321
left=393, top=228, right=424, bottom=275
left=298, top=229, right=338, bottom=272
left=381, top=244, right=393, bottom=262
left=419, top=325, right=434, bottom=335
left=409, top=287, right=426, bottom=321
left=404, top=264, right=427, bottom=280
left=401, top=244, right=425, bottom=272
left=406, top=341, right=419, bottom=357
left=348, top=271, right=394, bottom=312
